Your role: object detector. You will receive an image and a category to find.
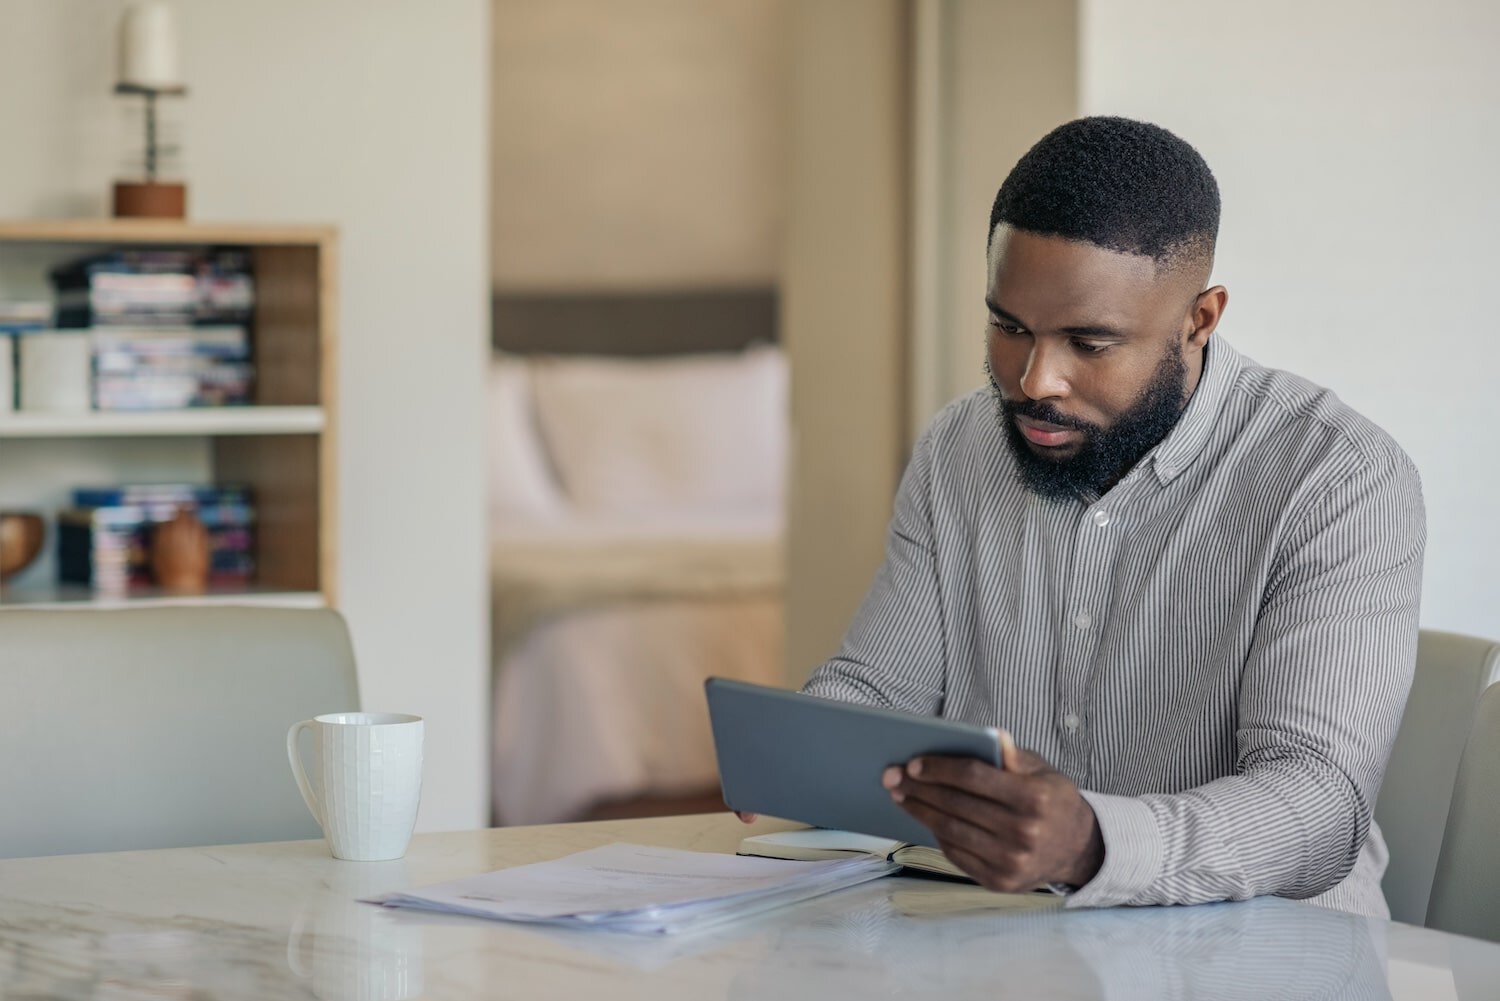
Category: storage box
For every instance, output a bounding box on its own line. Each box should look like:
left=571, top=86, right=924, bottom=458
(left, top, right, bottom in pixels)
left=0, top=333, right=13, bottom=415
left=18, top=331, right=91, bottom=412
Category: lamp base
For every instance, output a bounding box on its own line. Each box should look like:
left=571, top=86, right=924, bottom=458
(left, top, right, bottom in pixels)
left=113, top=181, right=187, bottom=219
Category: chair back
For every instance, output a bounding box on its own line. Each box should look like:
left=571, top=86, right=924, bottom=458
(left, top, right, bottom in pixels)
left=0, top=606, right=358, bottom=858
left=1375, top=629, right=1500, bottom=925
left=1426, top=682, right=1500, bottom=943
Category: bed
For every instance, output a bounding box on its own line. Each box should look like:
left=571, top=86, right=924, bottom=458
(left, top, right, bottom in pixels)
left=488, top=291, right=787, bottom=826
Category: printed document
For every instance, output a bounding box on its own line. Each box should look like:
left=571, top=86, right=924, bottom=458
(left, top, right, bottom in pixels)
left=373, top=842, right=896, bottom=934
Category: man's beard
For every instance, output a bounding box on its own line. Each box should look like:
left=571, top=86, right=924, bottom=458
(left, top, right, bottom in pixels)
left=989, top=345, right=1189, bottom=501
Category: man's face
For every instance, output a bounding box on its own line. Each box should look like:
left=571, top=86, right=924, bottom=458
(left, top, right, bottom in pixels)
left=985, top=225, right=1217, bottom=499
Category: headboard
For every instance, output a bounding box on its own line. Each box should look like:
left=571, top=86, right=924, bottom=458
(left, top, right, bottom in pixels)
left=492, top=289, right=778, bottom=356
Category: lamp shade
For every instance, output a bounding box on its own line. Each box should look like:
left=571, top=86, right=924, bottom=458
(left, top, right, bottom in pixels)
left=117, top=2, right=185, bottom=92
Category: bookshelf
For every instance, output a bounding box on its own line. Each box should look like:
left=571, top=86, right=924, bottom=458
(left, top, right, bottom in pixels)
left=0, top=220, right=338, bottom=609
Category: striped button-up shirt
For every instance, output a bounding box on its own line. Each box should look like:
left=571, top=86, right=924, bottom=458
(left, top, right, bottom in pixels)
left=803, top=337, right=1426, bottom=917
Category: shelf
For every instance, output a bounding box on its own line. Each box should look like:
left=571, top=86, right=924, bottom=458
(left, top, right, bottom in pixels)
left=0, top=583, right=325, bottom=611
left=0, top=406, right=324, bottom=438
left=0, top=219, right=335, bottom=247
left=0, top=219, right=338, bottom=607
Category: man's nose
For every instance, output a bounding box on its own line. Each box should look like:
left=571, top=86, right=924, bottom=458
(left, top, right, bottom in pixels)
left=1018, top=339, right=1070, bottom=401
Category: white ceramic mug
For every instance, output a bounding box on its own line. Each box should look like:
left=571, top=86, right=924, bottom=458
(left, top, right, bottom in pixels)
left=287, top=713, right=424, bottom=861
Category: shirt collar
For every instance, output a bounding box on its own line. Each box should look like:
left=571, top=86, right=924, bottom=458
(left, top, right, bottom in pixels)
left=1150, top=336, right=1242, bottom=486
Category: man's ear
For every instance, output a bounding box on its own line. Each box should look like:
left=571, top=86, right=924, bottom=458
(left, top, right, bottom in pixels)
left=1187, top=285, right=1228, bottom=349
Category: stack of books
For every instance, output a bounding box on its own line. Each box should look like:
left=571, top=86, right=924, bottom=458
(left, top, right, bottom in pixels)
left=91, top=326, right=252, bottom=410
left=50, top=249, right=255, bottom=410
left=56, top=484, right=256, bottom=592
left=52, top=249, right=254, bottom=326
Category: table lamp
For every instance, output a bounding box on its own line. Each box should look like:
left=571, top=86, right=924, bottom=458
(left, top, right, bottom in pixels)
left=113, top=2, right=188, bottom=218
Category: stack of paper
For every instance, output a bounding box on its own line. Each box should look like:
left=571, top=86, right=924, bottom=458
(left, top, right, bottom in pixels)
left=373, top=842, right=897, bottom=935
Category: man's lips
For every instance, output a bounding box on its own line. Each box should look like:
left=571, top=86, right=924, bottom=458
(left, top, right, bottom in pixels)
left=1015, top=413, right=1082, bottom=447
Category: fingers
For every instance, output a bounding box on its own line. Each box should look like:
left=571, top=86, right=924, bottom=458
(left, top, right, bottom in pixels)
left=882, top=742, right=1090, bottom=894
left=896, top=794, right=1001, bottom=858
left=940, top=840, right=1044, bottom=894
left=896, top=754, right=1047, bottom=811
left=886, top=766, right=1020, bottom=829
left=1010, top=747, right=1051, bottom=774
left=734, top=811, right=759, bottom=824
left=895, top=796, right=1043, bottom=893
left=895, top=786, right=1042, bottom=862
left=938, top=842, right=1002, bottom=887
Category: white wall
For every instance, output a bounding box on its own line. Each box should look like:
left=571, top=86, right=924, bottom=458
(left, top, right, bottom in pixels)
left=0, top=0, right=492, bottom=830
left=1081, top=0, right=1500, bottom=641
left=491, top=0, right=786, bottom=291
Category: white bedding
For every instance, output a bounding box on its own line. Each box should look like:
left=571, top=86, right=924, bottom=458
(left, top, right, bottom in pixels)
left=490, top=510, right=782, bottom=547
left=487, top=349, right=788, bottom=825
left=491, top=595, right=783, bottom=826
left=492, top=520, right=782, bottom=650
left=490, top=522, right=785, bottom=826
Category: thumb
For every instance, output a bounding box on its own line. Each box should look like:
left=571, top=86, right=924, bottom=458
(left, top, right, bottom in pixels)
left=998, top=729, right=1022, bottom=771
left=998, top=729, right=1046, bottom=775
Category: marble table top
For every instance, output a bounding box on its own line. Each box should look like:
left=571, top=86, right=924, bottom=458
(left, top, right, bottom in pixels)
left=2, top=812, right=1497, bottom=1000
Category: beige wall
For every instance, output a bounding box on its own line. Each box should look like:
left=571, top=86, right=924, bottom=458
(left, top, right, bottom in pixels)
left=784, top=0, right=1077, bottom=678
left=782, top=0, right=910, bottom=681
left=491, top=0, right=787, bottom=292
left=1081, top=0, right=1500, bottom=641
left=909, top=0, right=1078, bottom=438
left=0, top=0, right=492, bottom=831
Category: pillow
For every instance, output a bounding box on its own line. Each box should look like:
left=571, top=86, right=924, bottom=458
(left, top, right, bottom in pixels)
left=528, top=345, right=787, bottom=516
left=488, top=356, right=567, bottom=522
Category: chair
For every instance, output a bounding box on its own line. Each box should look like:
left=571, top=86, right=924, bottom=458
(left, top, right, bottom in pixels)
left=1425, top=681, right=1500, bottom=943
left=0, top=606, right=358, bottom=859
left=1375, top=629, right=1500, bottom=925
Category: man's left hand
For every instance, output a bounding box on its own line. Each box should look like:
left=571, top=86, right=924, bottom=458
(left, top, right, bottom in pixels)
left=884, top=732, right=1104, bottom=893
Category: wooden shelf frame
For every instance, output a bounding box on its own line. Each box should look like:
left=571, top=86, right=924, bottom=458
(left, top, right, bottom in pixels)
left=0, top=218, right=339, bottom=608
left=0, top=583, right=325, bottom=611
left=0, top=406, right=324, bottom=438
left=0, top=219, right=336, bottom=247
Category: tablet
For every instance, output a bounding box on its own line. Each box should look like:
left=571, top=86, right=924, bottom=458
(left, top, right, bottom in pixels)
left=705, top=677, right=1002, bottom=848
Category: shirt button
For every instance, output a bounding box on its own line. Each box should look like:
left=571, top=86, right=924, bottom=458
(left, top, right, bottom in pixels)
left=1092, top=509, right=1111, bottom=528
left=1072, top=612, right=1092, bottom=629
left=1062, top=713, right=1082, bottom=733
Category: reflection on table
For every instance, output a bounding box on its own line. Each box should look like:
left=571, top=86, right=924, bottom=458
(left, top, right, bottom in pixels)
left=1, top=814, right=1497, bottom=1001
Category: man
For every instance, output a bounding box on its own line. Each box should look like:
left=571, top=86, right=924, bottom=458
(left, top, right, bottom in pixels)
left=794, top=117, right=1425, bottom=917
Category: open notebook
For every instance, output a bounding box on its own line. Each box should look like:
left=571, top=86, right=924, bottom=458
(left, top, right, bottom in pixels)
left=738, top=829, right=971, bottom=882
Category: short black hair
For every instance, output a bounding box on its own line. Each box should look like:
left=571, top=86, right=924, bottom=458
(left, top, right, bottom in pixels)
left=988, top=116, right=1220, bottom=271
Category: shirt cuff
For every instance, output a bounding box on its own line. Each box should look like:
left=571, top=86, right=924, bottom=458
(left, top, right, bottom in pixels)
left=1064, top=790, right=1162, bottom=909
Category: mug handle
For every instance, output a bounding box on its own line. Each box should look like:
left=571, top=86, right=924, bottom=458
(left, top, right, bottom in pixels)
left=286, top=720, right=325, bottom=830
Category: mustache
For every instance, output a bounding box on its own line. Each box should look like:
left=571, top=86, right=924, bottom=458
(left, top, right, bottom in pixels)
left=997, top=394, right=1099, bottom=434
left=983, top=360, right=1099, bottom=434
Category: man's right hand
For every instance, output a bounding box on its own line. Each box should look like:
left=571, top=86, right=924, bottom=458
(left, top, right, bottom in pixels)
left=734, top=811, right=758, bottom=823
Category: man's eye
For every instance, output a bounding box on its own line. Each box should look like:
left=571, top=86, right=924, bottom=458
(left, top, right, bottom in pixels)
left=990, top=319, right=1026, bottom=336
left=1073, top=340, right=1109, bottom=355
